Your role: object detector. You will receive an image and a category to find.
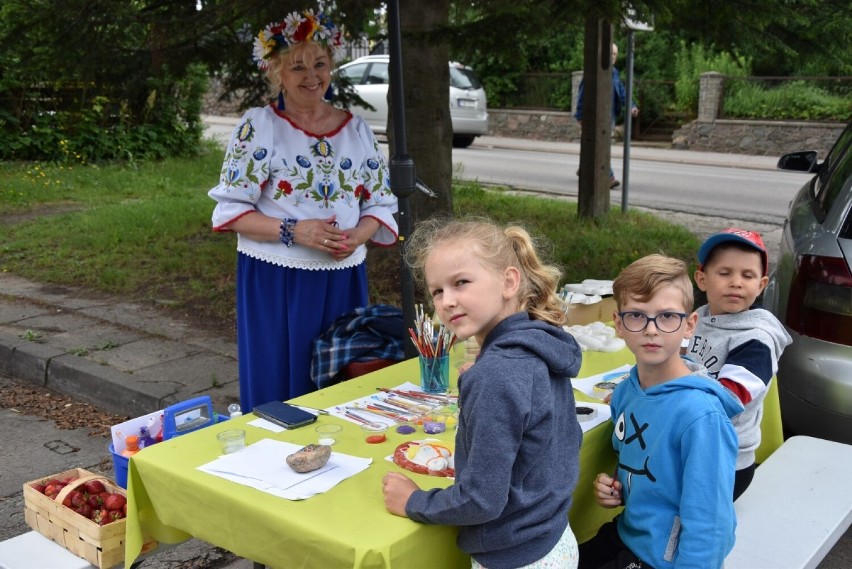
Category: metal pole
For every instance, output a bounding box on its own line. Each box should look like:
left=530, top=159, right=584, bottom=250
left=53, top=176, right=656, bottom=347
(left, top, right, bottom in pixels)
left=387, top=0, right=418, bottom=358
left=621, top=29, right=634, bottom=213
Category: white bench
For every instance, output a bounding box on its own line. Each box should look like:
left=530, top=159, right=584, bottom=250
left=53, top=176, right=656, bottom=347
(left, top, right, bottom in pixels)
left=726, top=435, right=852, bottom=569
left=0, top=531, right=97, bottom=569
left=0, top=529, right=173, bottom=569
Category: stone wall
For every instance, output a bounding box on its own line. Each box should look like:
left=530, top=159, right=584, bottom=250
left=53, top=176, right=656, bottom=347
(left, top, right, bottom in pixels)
left=487, top=109, right=581, bottom=142
left=672, top=119, right=846, bottom=157
left=202, top=73, right=846, bottom=157
left=485, top=109, right=844, bottom=157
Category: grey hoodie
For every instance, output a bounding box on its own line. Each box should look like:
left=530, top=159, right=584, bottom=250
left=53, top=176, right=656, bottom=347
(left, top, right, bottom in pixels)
left=686, top=306, right=792, bottom=469
left=406, top=312, right=583, bottom=569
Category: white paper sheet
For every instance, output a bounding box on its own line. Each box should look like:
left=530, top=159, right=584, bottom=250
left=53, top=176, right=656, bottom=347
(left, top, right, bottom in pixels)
left=571, top=365, right=632, bottom=400
left=197, top=438, right=372, bottom=500
left=248, top=418, right=287, bottom=433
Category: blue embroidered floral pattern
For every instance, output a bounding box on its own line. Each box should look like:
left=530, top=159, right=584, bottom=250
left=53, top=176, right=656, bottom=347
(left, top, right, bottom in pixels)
left=219, top=120, right=268, bottom=201
left=219, top=117, right=391, bottom=210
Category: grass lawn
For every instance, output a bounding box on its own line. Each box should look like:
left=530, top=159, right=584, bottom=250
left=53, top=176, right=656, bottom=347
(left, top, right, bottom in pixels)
left=0, top=145, right=699, bottom=337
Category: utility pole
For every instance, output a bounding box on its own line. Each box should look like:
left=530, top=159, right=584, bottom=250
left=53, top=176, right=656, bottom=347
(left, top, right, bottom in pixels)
left=621, top=7, right=654, bottom=213
left=387, top=0, right=418, bottom=358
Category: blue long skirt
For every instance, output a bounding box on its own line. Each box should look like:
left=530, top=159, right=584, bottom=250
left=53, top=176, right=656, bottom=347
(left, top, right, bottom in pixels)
left=236, top=253, right=368, bottom=412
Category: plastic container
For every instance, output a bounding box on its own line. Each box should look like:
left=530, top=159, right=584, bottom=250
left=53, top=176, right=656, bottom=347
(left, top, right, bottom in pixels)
left=121, top=435, right=140, bottom=457
left=315, top=424, right=342, bottom=445
left=108, top=443, right=129, bottom=489
left=418, top=355, right=450, bottom=394
left=361, top=422, right=388, bottom=444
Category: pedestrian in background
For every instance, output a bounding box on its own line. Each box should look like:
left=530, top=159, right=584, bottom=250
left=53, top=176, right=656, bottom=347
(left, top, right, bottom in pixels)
left=208, top=7, right=398, bottom=411
left=574, top=43, right=639, bottom=189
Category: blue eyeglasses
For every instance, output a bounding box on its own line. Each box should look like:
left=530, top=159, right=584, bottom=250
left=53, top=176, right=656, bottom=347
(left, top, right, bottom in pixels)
left=618, top=311, right=688, bottom=333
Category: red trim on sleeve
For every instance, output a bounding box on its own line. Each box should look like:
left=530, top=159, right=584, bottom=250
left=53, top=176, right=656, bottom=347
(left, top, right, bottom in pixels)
left=720, top=378, right=752, bottom=405
left=362, top=214, right=399, bottom=247
left=212, top=210, right=255, bottom=233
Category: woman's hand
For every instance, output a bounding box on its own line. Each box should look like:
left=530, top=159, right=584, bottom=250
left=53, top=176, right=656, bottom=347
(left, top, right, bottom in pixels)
left=382, top=471, right=419, bottom=517
left=593, top=471, right=623, bottom=508
left=294, top=215, right=346, bottom=253
left=328, top=217, right=380, bottom=261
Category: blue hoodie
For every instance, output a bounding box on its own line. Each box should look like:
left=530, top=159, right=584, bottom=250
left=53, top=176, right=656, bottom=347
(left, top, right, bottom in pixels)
left=611, top=362, right=743, bottom=568
left=406, top=312, right=583, bottom=569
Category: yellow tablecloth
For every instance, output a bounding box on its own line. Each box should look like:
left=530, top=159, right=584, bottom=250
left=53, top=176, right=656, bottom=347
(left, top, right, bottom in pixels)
left=124, top=346, right=783, bottom=568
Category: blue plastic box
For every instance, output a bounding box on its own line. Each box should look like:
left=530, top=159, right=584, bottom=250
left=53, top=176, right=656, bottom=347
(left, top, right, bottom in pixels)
left=109, top=406, right=227, bottom=488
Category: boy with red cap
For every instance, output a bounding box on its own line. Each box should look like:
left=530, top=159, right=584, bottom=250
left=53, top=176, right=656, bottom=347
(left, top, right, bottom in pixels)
left=686, top=228, right=791, bottom=499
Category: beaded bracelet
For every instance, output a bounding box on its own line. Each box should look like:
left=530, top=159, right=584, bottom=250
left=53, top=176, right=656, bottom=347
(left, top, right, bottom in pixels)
left=279, top=218, right=298, bottom=247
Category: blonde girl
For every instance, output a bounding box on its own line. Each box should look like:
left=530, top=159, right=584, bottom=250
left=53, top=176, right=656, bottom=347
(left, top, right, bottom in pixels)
left=382, top=216, right=583, bottom=569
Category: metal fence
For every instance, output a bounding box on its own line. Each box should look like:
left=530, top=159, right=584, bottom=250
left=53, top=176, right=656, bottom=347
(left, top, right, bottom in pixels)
left=340, top=37, right=372, bottom=62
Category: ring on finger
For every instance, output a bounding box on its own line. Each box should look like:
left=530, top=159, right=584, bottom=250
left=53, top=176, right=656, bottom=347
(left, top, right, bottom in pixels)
left=323, top=239, right=329, bottom=246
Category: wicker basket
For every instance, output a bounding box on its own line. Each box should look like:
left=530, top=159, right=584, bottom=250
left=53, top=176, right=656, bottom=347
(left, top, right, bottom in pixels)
left=22, top=468, right=132, bottom=569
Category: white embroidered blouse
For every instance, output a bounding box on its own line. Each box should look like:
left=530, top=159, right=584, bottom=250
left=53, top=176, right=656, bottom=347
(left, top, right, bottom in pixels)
left=209, top=104, right=398, bottom=271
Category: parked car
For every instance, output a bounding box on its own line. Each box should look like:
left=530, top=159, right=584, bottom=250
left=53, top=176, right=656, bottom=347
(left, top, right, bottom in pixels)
left=336, top=55, right=489, bottom=148
left=763, top=120, right=852, bottom=444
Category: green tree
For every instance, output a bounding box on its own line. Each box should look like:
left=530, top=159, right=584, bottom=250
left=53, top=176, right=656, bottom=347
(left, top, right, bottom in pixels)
left=0, top=0, right=208, bottom=161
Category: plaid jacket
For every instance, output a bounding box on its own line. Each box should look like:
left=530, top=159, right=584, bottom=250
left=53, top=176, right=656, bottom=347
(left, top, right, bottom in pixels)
left=310, top=304, right=404, bottom=389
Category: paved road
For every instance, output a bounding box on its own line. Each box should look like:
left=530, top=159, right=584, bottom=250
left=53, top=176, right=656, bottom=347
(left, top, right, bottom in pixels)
left=453, top=143, right=810, bottom=224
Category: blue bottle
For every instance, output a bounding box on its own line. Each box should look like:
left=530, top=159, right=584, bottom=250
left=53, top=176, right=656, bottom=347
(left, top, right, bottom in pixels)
left=138, top=425, right=156, bottom=449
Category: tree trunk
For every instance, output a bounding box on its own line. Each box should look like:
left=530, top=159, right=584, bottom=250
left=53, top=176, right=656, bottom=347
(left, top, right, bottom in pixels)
left=390, top=0, right=452, bottom=225
left=577, top=15, right=612, bottom=219
left=368, top=1, right=451, bottom=323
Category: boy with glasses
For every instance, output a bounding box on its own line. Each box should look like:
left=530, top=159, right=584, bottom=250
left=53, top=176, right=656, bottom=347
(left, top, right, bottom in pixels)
left=687, top=228, right=792, bottom=499
left=579, top=254, right=742, bottom=569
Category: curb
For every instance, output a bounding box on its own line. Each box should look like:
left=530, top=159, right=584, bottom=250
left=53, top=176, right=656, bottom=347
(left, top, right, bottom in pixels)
left=0, top=274, right=239, bottom=419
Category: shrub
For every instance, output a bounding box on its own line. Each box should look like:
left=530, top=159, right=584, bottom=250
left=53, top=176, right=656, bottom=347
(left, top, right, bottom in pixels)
left=0, top=65, right=207, bottom=163
left=674, top=42, right=751, bottom=117
left=724, top=79, right=852, bottom=121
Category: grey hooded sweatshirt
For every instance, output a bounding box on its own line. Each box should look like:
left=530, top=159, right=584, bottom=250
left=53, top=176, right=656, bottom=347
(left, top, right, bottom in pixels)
left=406, top=312, right=583, bottom=569
left=686, top=306, right=792, bottom=469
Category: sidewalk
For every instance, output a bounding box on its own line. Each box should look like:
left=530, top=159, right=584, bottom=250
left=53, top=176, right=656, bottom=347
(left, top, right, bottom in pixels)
left=0, top=273, right=239, bottom=419
left=474, top=135, right=780, bottom=171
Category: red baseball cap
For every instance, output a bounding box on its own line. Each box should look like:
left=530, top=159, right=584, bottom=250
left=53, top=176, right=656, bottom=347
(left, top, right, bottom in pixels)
left=697, top=228, right=768, bottom=276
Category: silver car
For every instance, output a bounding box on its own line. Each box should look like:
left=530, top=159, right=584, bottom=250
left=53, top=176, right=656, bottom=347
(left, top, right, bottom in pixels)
left=336, top=55, right=489, bottom=148
left=764, top=120, right=852, bottom=444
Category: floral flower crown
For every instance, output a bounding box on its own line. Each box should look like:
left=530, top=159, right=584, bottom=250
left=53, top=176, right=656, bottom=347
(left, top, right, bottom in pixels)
left=252, top=9, right=343, bottom=70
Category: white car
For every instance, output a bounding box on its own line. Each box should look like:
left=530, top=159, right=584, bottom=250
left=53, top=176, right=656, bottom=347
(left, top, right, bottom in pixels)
left=336, top=55, right=489, bottom=148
